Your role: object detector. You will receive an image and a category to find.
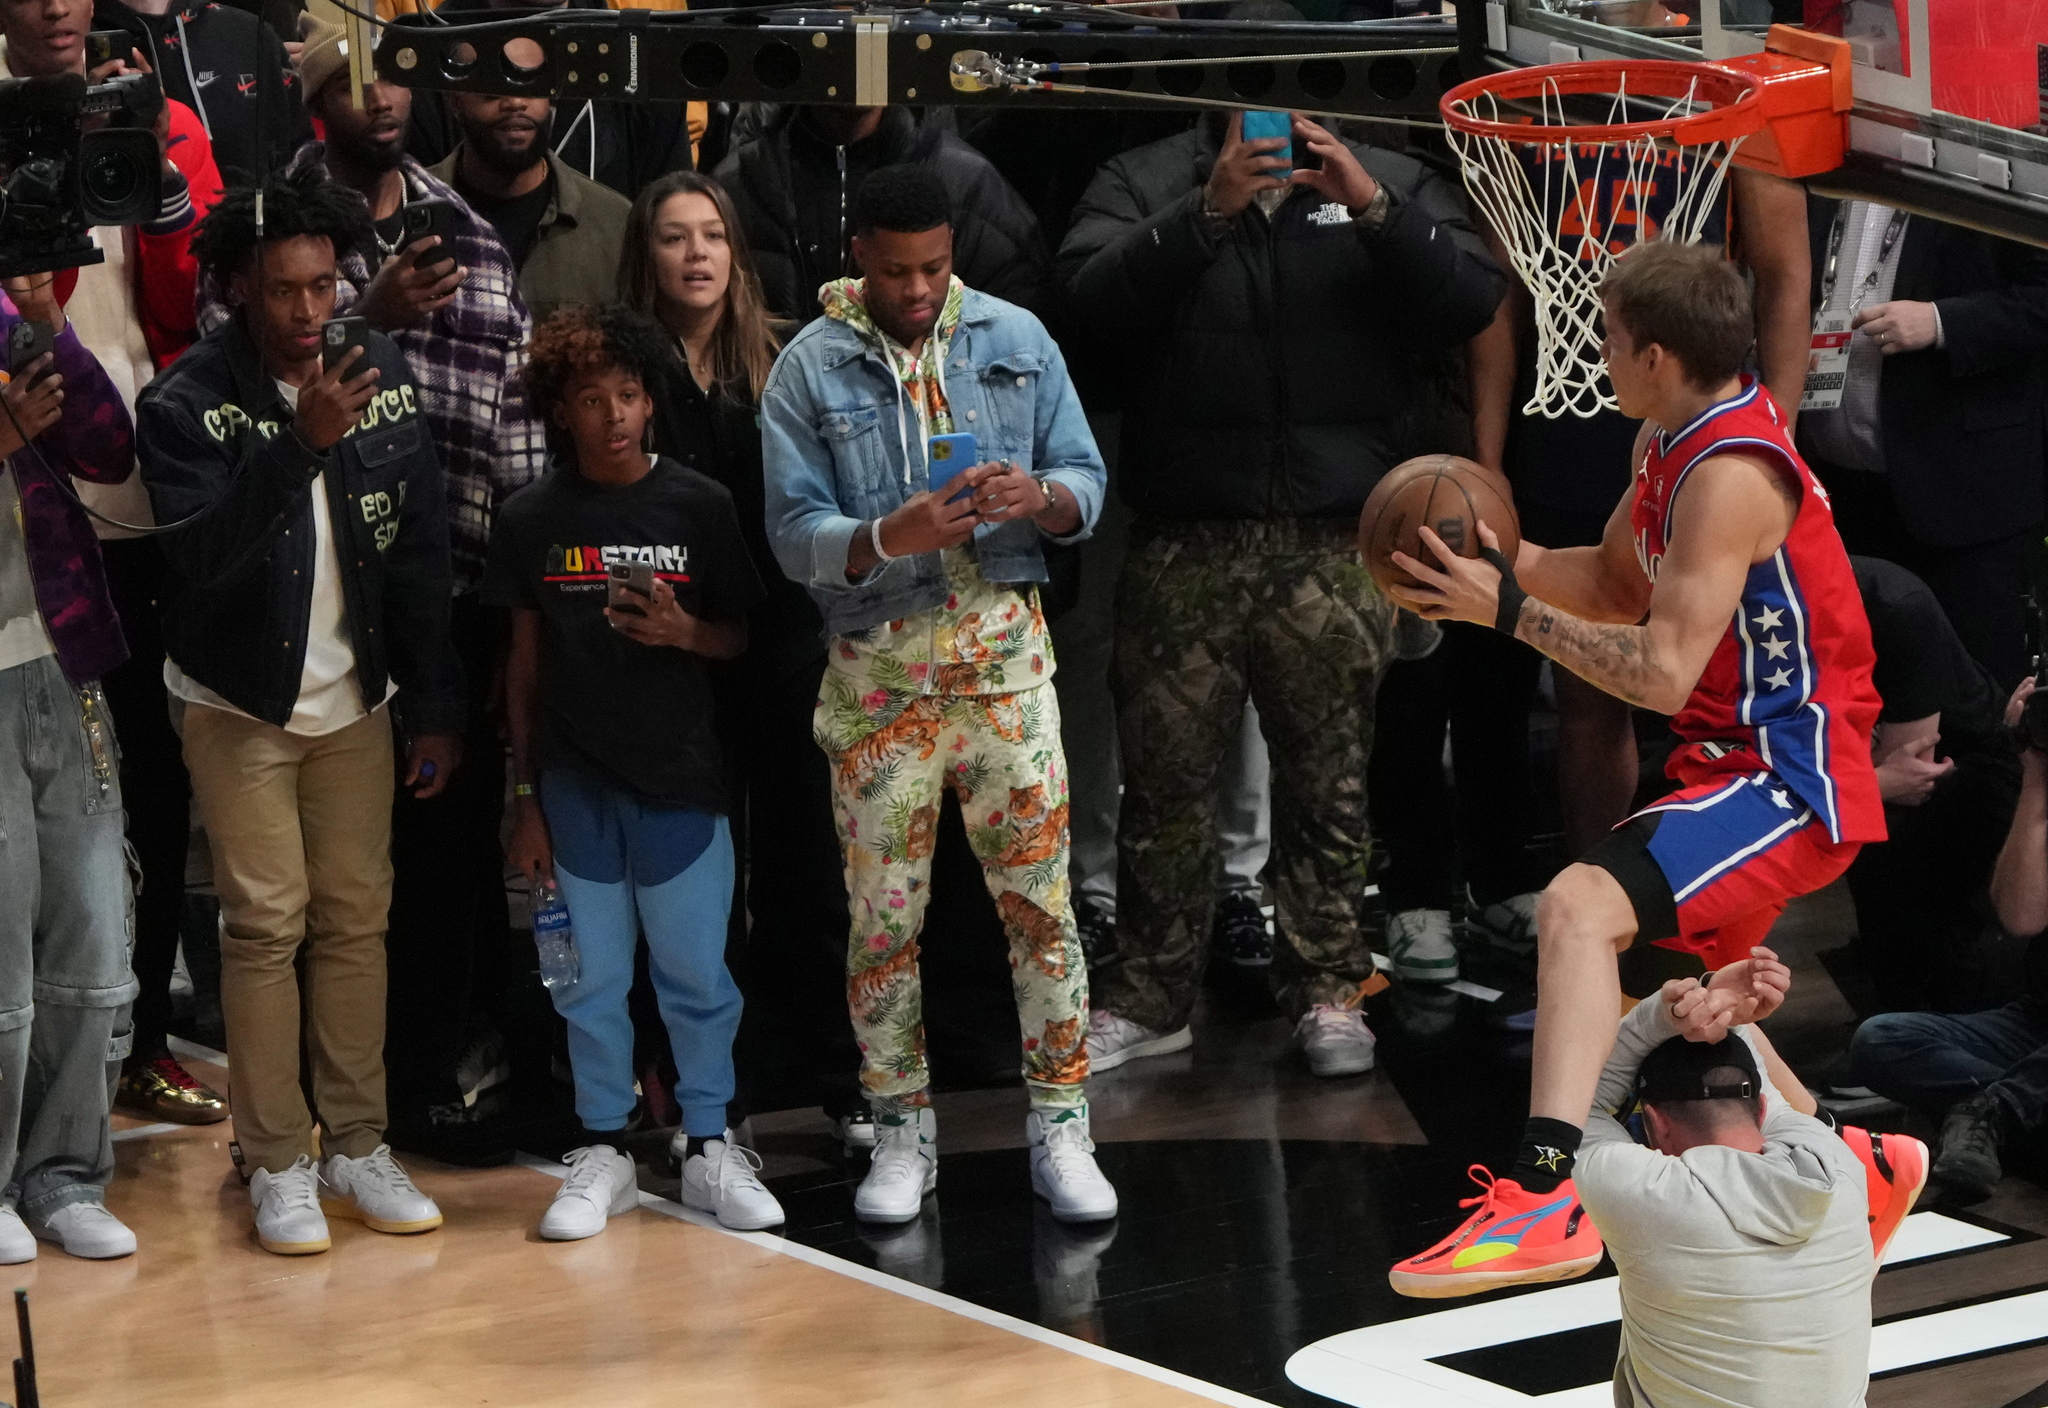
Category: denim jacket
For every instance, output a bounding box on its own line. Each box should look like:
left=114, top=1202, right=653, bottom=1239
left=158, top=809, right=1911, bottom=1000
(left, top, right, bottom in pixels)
left=760, top=287, right=1105, bottom=638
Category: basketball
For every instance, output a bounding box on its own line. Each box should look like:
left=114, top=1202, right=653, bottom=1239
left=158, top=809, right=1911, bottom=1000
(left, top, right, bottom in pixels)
left=1357, top=455, right=1521, bottom=599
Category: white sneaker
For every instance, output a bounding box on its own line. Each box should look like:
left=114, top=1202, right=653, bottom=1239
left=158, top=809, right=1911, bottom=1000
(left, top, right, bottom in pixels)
left=1386, top=909, right=1459, bottom=984
left=250, top=1157, right=331, bottom=1255
left=854, top=1106, right=937, bottom=1224
left=1296, top=1004, right=1377, bottom=1077
left=320, top=1145, right=443, bottom=1235
left=540, top=1145, right=639, bottom=1241
left=678, top=1131, right=786, bottom=1231
left=1084, top=1009, right=1192, bottom=1073
left=838, top=1110, right=878, bottom=1153
left=1477, top=892, right=1542, bottom=956
left=0, top=1206, right=33, bottom=1265
left=28, top=1201, right=135, bottom=1259
left=1027, top=1109, right=1118, bottom=1223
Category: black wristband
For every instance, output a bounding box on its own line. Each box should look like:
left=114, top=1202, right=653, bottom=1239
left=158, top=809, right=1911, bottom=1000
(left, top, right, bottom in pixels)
left=1479, top=545, right=1526, bottom=636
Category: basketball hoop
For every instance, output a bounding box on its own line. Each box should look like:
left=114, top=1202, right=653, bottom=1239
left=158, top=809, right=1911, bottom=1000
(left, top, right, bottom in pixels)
left=1441, top=30, right=1851, bottom=419
left=1443, top=62, right=1763, bottom=419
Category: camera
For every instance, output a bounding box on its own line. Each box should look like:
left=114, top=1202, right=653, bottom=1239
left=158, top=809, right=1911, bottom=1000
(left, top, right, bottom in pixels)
left=0, top=71, right=164, bottom=278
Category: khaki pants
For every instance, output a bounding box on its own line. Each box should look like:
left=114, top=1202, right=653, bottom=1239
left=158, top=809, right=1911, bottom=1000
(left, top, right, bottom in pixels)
left=179, top=703, right=394, bottom=1174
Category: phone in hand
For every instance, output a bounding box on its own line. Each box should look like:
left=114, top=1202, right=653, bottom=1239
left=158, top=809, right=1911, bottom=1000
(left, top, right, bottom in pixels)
left=398, top=198, right=459, bottom=277
left=607, top=561, right=655, bottom=617
left=321, top=316, right=372, bottom=375
left=928, top=432, right=979, bottom=504
left=1241, top=109, right=1294, bottom=168
left=7, top=320, right=55, bottom=386
left=85, top=29, right=131, bottom=66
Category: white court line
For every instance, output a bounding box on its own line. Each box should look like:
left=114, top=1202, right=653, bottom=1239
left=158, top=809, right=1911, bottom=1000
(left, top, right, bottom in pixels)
left=169, top=1035, right=230, bottom=1068
left=1285, top=1212, right=2022, bottom=1408
left=111, top=1122, right=181, bottom=1143
left=514, top=1153, right=1275, bottom=1408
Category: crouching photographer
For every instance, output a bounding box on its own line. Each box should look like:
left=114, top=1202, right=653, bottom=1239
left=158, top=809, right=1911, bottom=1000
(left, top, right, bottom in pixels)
left=0, top=273, right=143, bottom=1263
left=1850, top=667, right=2048, bottom=1200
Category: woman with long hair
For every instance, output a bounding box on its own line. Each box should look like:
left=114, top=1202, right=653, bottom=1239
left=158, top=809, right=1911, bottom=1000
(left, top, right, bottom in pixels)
left=618, top=172, right=871, bottom=1149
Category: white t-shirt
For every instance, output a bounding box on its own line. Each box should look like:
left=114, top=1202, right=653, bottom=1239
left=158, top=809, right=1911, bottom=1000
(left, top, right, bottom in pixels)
left=166, top=380, right=390, bottom=735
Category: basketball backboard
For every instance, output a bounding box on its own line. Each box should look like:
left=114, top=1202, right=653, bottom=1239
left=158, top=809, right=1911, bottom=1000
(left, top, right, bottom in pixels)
left=1482, top=0, right=2048, bottom=245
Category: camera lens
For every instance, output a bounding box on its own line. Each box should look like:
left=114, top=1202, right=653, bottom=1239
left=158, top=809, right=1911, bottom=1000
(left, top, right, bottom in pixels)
left=84, top=149, right=141, bottom=207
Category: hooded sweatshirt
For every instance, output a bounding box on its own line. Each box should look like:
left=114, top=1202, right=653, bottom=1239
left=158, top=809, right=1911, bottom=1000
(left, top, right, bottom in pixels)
left=1577, top=1001, right=1876, bottom=1408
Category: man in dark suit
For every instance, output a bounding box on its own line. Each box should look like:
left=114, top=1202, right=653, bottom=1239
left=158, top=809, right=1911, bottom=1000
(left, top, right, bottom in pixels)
left=1800, top=197, right=2048, bottom=689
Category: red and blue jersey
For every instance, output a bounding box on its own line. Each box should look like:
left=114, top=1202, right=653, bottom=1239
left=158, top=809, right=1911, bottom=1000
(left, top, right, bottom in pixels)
left=1629, top=378, right=1885, bottom=845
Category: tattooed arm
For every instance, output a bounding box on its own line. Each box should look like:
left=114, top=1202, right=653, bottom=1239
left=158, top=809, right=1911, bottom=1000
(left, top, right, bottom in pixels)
left=1389, top=452, right=1797, bottom=715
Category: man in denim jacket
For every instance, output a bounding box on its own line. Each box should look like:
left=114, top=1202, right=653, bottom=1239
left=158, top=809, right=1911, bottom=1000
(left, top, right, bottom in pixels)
left=762, top=165, right=1113, bottom=1228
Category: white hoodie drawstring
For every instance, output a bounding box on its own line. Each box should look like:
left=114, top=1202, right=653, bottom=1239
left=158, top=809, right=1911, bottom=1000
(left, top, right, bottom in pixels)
left=176, top=12, right=213, bottom=139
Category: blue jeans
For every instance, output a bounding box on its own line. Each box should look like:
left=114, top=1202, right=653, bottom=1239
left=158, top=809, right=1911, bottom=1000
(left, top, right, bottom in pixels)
left=0, top=657, right=136, bottom=1217
left=541, top=769, right=739, bottom=1138
left=1850, top=997, right=2048, bottom=1130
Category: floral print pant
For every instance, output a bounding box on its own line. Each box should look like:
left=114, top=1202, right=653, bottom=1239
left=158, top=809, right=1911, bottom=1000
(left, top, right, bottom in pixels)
left=817, top=683, right=1088, bottom=1111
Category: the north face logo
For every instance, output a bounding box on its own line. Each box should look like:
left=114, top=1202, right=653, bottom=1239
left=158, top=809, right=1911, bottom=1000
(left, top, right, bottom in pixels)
left=1307, top=203, right=1353, bottom=227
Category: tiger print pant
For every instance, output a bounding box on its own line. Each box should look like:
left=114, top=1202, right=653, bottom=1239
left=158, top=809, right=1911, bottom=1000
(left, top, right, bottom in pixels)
left=816, top=683, right=1088, bottom=1110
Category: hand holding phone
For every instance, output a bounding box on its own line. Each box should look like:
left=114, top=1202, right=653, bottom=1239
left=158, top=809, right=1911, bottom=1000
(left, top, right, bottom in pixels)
left=7, top=321, right=55, bottom=385
left=400, top=199, right=460, bottom=277
left=297, top=322, right=380, bottom=450
left=927, top=431, right=979, bottom=503
left=1206, top=110, right=1295, bottom=222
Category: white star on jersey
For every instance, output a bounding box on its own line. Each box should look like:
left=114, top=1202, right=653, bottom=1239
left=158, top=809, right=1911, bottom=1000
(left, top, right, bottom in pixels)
left=1764, top=667, right=1795, bottom=690
left=1761, top=636, right=1791, bottom=660
left=1753, top=606, right=1785, bottom=630
left=1771, top=788, right=1794, bottom=809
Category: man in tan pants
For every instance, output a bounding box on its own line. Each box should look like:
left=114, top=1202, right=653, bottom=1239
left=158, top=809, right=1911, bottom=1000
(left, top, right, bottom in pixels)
left=137, top=168, right=463, bottom=1255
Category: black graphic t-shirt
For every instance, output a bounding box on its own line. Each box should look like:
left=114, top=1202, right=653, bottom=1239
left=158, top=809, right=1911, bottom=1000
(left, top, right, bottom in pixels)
left=482, top=455, right=765, bottom=810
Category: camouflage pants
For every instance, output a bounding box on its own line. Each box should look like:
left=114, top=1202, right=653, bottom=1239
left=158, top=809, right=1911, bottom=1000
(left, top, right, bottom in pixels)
left=817, top=685, right=1088, bottom=1110
left=1098, top=518, right=1426, bottom=1030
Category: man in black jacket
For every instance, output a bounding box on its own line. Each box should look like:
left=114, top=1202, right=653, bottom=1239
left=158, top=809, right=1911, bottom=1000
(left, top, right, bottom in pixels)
left=1800, top=197, right=2048, bottom=689
left=716, top=105, right=1055, bottom=324
left=92, top=0, right=311, bottom=181
left=137, top=166, right=462, bottom=1256
left=1061, top=112, right=1503, bottom=1076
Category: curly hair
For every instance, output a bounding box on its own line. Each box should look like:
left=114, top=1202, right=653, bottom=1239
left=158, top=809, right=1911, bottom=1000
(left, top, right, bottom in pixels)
left=189, top=158, right=369, bottom=283
left=523, top=304, right=675, bottom=444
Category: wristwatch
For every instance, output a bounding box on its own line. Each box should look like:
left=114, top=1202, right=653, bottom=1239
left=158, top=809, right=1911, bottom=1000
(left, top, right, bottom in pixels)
left=1354, top=184, right=1394, bottom=233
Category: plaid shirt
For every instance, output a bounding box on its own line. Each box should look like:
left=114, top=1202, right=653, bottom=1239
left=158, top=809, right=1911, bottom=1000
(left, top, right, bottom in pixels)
left=201, top=150, right=547, bottom=593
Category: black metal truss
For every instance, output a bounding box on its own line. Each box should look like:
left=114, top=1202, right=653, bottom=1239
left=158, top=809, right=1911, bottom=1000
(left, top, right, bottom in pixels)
left=373, top=4, right=1485, bottom=118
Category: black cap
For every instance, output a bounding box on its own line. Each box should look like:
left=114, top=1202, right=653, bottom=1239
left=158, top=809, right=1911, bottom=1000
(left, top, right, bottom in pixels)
left=1635, top=1033, right=1762, bottom=1105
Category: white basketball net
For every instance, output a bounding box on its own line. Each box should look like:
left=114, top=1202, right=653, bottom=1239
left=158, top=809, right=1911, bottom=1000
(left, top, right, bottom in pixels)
left=1446, top=74, right=1748, bottom=419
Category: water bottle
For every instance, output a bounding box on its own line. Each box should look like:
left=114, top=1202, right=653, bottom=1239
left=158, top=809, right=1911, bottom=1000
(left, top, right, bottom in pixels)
left=531, top=880, right=580, bottom=990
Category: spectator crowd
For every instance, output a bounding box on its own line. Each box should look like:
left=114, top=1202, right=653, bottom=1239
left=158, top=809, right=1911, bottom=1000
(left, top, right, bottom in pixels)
left=4, top=0, right=2048, bottom=1270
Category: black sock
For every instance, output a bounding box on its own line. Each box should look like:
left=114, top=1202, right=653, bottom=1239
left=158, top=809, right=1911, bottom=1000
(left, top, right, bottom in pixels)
left=684, top=1135, right=714, bottom=1160
left=1511, top=1117, right=1584, bottom=1193
left=581, top=1127, right=626, bottom=1153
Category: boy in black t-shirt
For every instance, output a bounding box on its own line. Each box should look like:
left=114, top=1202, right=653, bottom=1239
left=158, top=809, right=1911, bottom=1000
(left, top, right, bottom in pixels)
left=483, top=306, right=778, bottom=1240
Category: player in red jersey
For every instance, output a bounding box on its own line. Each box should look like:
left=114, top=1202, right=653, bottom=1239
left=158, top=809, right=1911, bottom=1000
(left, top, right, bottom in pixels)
left=1381, top=241, right=1888, bottom=1298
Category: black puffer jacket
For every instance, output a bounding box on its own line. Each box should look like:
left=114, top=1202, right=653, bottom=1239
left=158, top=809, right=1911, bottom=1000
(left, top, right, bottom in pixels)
left=715, top=106, right=1056, bottom=324
left=1059, top=122, right=1505, bottom=522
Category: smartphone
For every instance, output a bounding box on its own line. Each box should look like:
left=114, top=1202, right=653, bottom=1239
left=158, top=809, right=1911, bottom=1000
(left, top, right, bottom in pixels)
left=321, top=316, right=372, bottom=374
left=85, top=29, right=130, bottom=66
left=1241, top=109, right=1294, bottom=168
left=6, top=320, right=55, bottom=386
left=398, top=198, right=459, bottom=276
left=607, top=561, right=654, bottom=617
left=927, top=432, right=978, bottom=503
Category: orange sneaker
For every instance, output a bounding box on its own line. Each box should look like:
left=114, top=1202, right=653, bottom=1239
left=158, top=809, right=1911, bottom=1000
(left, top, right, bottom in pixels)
left=1841, top=1126, right=1927, bottom=1261
left=1389, top=1166, right=1604, bottom=1299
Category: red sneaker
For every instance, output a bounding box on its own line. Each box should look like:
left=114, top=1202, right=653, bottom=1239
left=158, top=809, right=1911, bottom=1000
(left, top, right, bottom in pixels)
left=1841, top=1126, right=1927, bottom=1261
left=1389, top=1166, right=1604, bottom=1299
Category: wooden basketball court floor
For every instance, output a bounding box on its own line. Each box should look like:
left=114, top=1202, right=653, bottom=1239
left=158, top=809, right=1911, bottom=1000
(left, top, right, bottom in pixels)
left=18, top=885, right=2048, bottom=1408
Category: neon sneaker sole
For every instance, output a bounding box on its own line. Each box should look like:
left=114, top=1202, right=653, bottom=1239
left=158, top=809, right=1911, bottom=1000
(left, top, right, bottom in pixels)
left=1389, top=1169, right=1604, bottom=1300
left=1843, top=1127, right=1928, bottom=1261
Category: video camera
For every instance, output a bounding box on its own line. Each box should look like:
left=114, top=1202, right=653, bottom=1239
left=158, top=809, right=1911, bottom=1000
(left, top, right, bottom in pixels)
left=0, top=67, right=164, bottom=278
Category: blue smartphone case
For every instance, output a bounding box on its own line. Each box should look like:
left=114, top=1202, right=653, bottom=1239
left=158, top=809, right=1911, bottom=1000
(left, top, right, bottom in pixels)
left=1241, top=110, right=1293, bottom=167
left=928, top=432, right=979, bottom=502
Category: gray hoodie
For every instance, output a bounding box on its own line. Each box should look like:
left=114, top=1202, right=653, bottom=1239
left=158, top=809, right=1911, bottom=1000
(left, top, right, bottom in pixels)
left=1577, top=1001, right=1876, bottom=1408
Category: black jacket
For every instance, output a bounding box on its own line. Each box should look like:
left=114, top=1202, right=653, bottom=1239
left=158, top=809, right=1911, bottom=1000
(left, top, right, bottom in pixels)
left=1059, top=124, right=1504, bottom=522
left=94, top=0, right=311, bottom=182
left=715, top=106, right=1056, bottom=325
left=1800, top=196, right=2048, bottom=548
left=135, top=320, right=463, bottom=735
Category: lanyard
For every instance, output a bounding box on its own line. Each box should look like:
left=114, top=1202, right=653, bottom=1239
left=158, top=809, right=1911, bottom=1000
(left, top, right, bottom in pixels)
left=1819, top=204, right=1910, bottom=311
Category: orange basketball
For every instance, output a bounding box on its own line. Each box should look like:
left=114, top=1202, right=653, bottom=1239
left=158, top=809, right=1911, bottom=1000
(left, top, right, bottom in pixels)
left=1357, top=455, right=1521, bottom=599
